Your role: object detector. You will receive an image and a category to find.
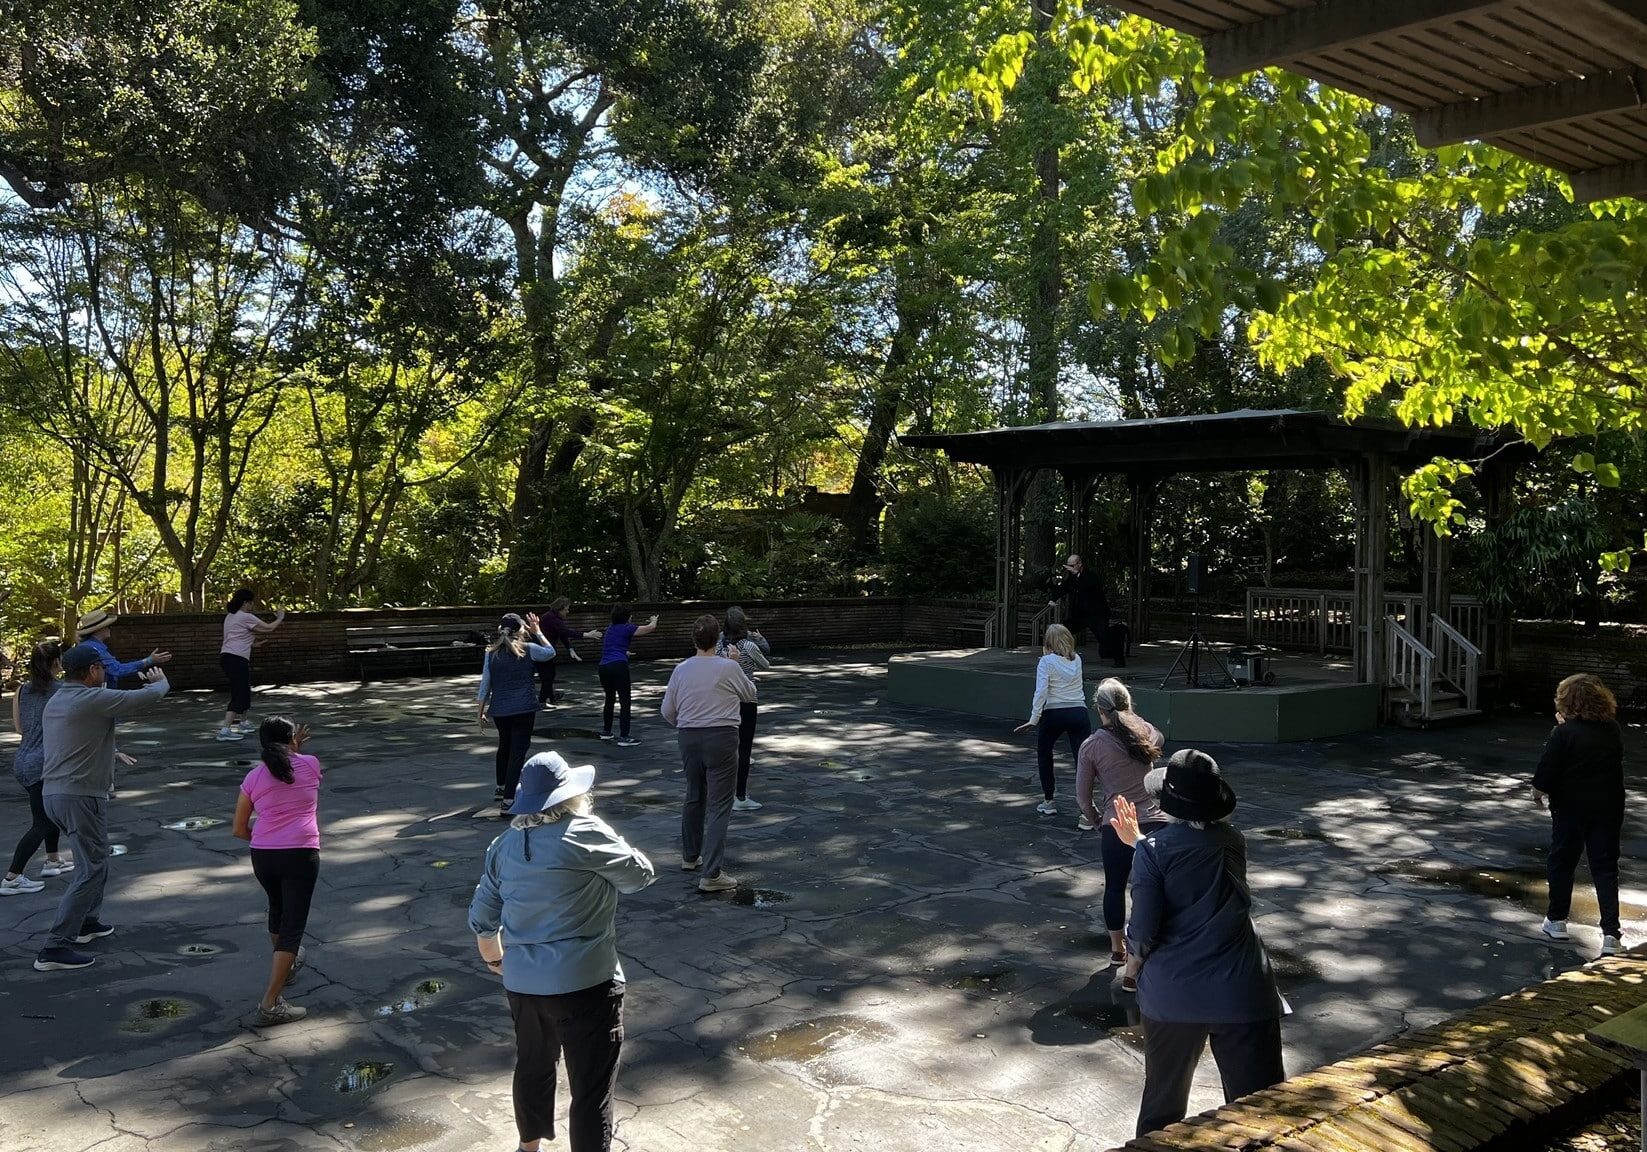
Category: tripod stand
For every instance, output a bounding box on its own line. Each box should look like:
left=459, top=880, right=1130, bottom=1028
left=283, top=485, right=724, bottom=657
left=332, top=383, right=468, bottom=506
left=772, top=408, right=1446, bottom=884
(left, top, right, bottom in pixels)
left=1159, top=593, right=1235, bottom=690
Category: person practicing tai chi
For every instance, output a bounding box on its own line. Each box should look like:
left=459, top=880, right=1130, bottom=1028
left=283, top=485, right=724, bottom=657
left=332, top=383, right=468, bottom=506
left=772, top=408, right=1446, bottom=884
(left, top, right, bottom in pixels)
left=534, top=597, right=584, bottom=706
left=479, top=613, right=558, bottom=806
left=1534, top=673, right=1627, bottom=957
left=469, top=752, right=656, bottom=1152
left=661, top=615, right=755, bottom=893
left=584, top=606, right=658, bottom=747
left=1049, top=554, right=1110, bottom=649
left=33, top=645, right=169, bottom=972
left=4, top=641, right=74, bottom=896
left=232, top=716, right=324, bottom=1026
left=716, top=606, right=771, bottom=812
left=1015, top=624, right=1090, bottom=817
left=219, top=588, right=285, bottom=742
left=74, top=608, right=172, bottom=687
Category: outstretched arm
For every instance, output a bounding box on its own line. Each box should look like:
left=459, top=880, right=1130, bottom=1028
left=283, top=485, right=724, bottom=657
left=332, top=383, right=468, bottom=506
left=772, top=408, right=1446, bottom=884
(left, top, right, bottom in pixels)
left=634, top=615, right=660, bottom=636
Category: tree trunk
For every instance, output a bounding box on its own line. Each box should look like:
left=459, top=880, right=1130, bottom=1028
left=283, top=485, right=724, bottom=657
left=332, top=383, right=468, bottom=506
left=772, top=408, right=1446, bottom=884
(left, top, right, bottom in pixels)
left=844, top=278, right=928, bottom=552
left=1022, top=0, right=1062, bottom=579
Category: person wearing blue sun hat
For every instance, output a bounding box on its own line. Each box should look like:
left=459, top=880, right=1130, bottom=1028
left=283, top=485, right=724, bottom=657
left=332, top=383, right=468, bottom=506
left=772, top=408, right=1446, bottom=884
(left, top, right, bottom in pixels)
left=469, top=752, right=655, bottom=1152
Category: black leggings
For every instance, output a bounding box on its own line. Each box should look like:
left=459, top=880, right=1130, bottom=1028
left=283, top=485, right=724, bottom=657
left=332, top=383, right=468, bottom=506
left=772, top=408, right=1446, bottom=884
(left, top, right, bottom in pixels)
left=8, top=781, right=60, bottom=875
left=1547, top=804, right=1625, bottom=936
left=737, top=701, right=758, bottom=799
left=251, top=847, right=319, bottom=953
left=599, top=663, right=632, bottom=737
left=222, top=653, right=253, bottom=714
left=1036, top=706, right=1092, bottom=800
left=536, top=658, right=558, bottom=704
left=495, top=712, right=536, bottom=799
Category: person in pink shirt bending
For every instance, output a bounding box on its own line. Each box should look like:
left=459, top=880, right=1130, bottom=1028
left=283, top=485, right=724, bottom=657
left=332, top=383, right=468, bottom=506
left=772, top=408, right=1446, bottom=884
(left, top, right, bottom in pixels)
left=231, top=716, right=321, bottom=1027
left=219, top=587, right=285, bottom=742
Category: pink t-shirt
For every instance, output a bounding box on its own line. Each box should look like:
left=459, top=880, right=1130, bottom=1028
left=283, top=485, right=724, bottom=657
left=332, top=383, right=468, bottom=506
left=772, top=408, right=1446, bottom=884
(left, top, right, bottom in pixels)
left=222, top=610, right=262, bottom=658
left=241, top=754, right=323, bottom=849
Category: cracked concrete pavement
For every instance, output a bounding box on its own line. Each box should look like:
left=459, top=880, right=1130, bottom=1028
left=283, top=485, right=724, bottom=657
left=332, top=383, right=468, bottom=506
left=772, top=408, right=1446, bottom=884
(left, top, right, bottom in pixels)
left=1, top=650, right=1643, bottom=1152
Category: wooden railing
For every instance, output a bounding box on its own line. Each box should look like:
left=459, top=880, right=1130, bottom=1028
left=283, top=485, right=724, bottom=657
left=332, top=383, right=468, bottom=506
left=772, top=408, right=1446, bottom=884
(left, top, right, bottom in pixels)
left=1386, top=616, right=1434, bottom=720
left=1246, top=588, right=1482, bottom=654
left=1431, top=615, right=1481, bottom=712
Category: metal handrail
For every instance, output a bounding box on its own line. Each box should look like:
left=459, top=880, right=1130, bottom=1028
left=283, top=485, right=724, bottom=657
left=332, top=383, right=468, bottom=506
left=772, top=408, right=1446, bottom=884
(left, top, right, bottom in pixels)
left=1430, top=616, right=1480, bottom=711
left=1386, top=616, right=1435, bottom=721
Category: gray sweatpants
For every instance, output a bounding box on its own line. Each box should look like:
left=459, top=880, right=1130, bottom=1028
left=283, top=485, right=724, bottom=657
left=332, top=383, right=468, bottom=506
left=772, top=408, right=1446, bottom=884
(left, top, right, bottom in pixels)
left=678, top=727, right=739, bottom=879
left=42, top=794, right=109, bottom=948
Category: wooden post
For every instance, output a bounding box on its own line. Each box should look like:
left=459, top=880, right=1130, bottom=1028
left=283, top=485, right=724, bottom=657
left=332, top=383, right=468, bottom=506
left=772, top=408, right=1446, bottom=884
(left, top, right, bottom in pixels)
left=1352, top=455, right=1390, bottom=688
left=993, top=466, right=1032, bottom=649
left=1478, top=453, right=1519, bottom=676
left=1127, top=475, right=1159, bottom=645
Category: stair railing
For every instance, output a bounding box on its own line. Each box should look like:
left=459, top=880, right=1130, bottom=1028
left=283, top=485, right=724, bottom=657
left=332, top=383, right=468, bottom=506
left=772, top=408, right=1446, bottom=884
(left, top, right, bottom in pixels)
left=1386, top=616, right=1434, bottom=721
left=1430, top=615, right=1481, bottom=712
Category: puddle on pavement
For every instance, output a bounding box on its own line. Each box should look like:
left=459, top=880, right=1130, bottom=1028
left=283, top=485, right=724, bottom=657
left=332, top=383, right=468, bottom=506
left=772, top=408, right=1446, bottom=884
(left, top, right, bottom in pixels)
left=1381, top=858, right=1647, bottom=921
left=121, top=998, right=196, bottom=1033
left=332, top=1061, right=396, bottom=1093
left=163, top=817, right=224, bottom=831
left=1255, top=827, right=1331, bottom=843
left=1060, top=999, right=1144, bottom=1046
left=1265, top=946, right=1325, bottom=983
left=354, top=1116, right=451, bottom=1152
left=944, top=968, right=1021, bottom=994
left=375, top=980, right=448, bottom=1016
left=177, top=942, right=222, bottom=956
left=709, top=886, right=791, bottom=908
left=743, top=1014, right=895, bottom=1065
left=541, top=726, right=603, bottom=740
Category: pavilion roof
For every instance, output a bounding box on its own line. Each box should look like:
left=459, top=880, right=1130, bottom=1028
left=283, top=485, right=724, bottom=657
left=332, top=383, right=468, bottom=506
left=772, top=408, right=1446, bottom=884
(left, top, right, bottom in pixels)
left=898, top=408, right=1489, bottom=473
left=1108, top=0, right=1647, bottom=202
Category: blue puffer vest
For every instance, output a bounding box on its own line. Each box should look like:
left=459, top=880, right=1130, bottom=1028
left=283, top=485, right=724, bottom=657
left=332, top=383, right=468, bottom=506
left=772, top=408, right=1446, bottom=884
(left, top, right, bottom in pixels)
left=488, top=647, right=539, bottom=718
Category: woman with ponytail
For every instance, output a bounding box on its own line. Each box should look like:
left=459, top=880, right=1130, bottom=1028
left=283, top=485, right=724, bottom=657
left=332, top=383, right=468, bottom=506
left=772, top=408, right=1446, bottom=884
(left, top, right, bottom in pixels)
left=231, top=715, right=322, bottom=1027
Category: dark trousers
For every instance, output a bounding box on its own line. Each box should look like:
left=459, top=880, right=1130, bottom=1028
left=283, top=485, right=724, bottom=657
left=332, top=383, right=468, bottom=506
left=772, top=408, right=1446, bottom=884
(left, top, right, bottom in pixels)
left=1547, top=804, right=1625, bottom=936
left=43, top=794, right=108, bottom=948
left=507, top=981, right=625, bottom=1151
left=494, top=712, right=536, bottom=798
left=9, top=781, right=60, bottom=875
left=222, top=653, right=253, bottom=714
left=536, top=658, right=558, bottom=704
left=251, top=847, right=320, bottom=952
left=679, top=727, right=738, bottom=877
left=599, top=663, right=632, bottom=737
left=1036, top=706, right=1092, bottom=800
left=1137, top=1015, right=1284, bottom=1137
left=1101, top=821, right=1164, bottom=931
left=736, top=700, right=758, bottom=799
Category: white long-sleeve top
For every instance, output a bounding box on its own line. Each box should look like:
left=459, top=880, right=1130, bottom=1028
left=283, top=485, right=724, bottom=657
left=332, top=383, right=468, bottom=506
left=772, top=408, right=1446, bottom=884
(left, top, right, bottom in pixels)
left=1026, top=653, right=1086, bottom=724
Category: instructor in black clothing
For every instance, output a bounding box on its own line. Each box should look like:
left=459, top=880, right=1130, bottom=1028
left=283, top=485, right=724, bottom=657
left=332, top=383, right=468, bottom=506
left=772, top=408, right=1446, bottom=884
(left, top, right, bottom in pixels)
left=1533, top=673, right=1627, bottom=958
left=1050, top=554, right=1110, bottom=647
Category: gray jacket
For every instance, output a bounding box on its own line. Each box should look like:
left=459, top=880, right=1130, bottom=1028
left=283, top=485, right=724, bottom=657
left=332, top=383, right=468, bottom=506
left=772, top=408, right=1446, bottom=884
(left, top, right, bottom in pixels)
left=42, top=680, right=169, bottom=797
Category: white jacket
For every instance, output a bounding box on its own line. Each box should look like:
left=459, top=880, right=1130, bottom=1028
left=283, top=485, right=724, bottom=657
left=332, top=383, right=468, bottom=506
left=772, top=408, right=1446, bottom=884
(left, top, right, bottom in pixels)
left=1027, top=653, right=1086, bottom=724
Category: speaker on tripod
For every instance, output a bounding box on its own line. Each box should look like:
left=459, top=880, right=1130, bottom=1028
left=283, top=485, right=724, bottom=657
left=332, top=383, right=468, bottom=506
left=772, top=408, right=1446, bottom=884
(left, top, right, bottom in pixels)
left=1160, top=552, right=1234, bottom=690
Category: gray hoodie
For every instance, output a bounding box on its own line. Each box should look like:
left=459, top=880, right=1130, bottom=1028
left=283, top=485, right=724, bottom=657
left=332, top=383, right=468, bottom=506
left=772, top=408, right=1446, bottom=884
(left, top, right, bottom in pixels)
left=42, top=679, right=169, bottom=798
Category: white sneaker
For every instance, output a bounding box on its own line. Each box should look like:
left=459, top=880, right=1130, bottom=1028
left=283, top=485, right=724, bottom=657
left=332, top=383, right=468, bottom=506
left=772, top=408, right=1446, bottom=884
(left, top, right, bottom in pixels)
left=732, top=797, right=762, bottom=811
left=0, top=875, right=45, bottom=895
left=698, top=872, right=738, bottom=893
left=1076, top=817, right=1095, bottom=831
left=1541, top=917, right=1570, bottom=941
left=681, top=857, right=703, bottom=872
left=216, top=728, right=245, bottom=742
left=1036, top=800, right=1058, bottom=816
left=1603, top=935, right=1623, bottom=956
left=39, top=858, right=73, bottom=877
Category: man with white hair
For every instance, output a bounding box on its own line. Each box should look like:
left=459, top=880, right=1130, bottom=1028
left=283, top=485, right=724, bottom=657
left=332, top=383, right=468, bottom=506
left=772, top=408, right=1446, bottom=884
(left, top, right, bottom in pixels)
left=1049, top=554, right=1110, bottom=648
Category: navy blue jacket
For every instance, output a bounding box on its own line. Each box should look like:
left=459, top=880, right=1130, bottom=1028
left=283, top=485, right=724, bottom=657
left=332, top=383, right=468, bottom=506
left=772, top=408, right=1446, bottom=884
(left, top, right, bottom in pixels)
left=1127, top=821, right=1282, bottom=1024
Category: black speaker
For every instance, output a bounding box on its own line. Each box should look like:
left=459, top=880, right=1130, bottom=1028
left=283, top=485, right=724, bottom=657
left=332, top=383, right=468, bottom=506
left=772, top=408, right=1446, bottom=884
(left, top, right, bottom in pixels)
left=1185, top=553, right=1205, bottom=596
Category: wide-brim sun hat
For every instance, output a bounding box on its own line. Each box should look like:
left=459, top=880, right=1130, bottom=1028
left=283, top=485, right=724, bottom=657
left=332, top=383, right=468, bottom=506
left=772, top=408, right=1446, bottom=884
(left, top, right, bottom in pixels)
left=75, top=608, right=118, bottom=636
left=508, top=751, right=596, bottom=815
left=1153, top=748, right=1237, bottom=822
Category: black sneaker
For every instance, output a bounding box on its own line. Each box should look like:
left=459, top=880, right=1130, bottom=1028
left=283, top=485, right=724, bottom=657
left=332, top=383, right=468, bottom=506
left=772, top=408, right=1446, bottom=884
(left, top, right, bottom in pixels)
left=616, top=736, right=640, bottom=748
left=34, top=946, right=95, bottom=971
left=73, top=920, right=115, bottom=943
left=493, top=785, right=505, bottom=801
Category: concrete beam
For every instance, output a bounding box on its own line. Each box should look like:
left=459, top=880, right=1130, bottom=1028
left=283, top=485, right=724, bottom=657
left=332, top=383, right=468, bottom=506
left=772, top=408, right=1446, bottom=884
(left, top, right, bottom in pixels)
left=1413, top=67, right=1647, bottom=148
left=1203, top=0, right=1514, bottom=78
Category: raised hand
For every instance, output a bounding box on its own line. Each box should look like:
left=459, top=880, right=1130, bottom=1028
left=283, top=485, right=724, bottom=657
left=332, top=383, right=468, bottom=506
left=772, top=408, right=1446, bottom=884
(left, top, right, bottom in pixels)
left=525, top=612, right=540, bottom=631
left=292, top=723, right=312, bottom=750
left=140, top=666, right=167, bottom=685
left=1110, top=795, right=1142, bottom=847
left=149, top=649, right=173, bottom=665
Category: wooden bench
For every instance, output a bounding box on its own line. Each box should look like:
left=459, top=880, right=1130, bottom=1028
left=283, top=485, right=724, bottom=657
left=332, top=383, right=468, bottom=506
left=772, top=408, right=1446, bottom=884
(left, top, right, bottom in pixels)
left=1111, top=952, right=1647, bottom=1151
left=345, top=624, right=489, bottom=683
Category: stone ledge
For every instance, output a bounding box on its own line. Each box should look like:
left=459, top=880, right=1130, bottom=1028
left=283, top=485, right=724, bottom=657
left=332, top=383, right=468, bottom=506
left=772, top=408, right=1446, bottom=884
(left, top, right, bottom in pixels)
left=1110, top=955, right=1647, bottom=1151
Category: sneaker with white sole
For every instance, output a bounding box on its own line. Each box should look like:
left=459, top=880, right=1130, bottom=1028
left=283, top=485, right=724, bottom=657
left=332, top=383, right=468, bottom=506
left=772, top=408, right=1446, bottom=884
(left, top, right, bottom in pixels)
left=1541, top=917, right=1570, bottom=941
left=732, top=797, right=762, bottom=811
left=33, top=946, right=95, bottom=971
left=73, top=920, right=115, bottom=943
left=256, top=999, right=307, bottom=1026
left=599, top=733, right=615, bottom=742
left=0, top=874, right=45, bottom=895
left=1602, top=935, right=1623, bottom=956
left=1036, top=800, right=1058, bottom=816
left=1076, top=817, right=1095, bottom=831
left=39, top=858, right=73, bottom=877
left=681, top=857, right=703, bottom=871
left=615, top=736, right=640, bottom=748
left=698, top=872, right=738, bottom=893
left=216, top=727, right=245, bottom=742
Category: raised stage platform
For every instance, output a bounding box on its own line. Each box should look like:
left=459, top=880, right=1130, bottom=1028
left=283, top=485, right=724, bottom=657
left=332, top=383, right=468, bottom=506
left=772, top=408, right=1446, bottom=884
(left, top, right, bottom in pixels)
left=885, top=643, right=1380, bottom=743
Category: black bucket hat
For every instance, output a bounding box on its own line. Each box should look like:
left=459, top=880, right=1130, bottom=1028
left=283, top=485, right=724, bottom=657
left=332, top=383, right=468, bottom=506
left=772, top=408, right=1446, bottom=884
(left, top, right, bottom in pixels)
left=1146, top=749, right=1237, bottom=822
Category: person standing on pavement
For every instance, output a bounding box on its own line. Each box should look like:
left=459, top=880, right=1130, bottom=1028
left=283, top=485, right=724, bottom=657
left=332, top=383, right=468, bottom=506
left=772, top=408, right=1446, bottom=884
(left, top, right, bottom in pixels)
left=231, top=716, right=323, bottom=1026
left=1534, top=673, right=1628, bottom=957
left=1076, top=678, right=1165, bottom=984
left=535, top=597, right=584, bottom=706
left=479, top=613, right=558, bottom=806
left=1112, top=749, right=1285, bottom=1136
left=4, top=641, right=74, bottom=896
left=219, top=588, right=285, bottom=742
left=716, top=606, right=771, bottom=812
left=74, top=608, right=172, bottom=687
left=1049, top=554, right=1110, bottom=649
left=33, top=644, right=169, bottom=972
left=469, top=752, right=656, bottom=1152
left=1014, top=624, right=1090, bottom=818
left=661, top=615, right=755, bottom=893
left=584, top=606, right=658, bottom=748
